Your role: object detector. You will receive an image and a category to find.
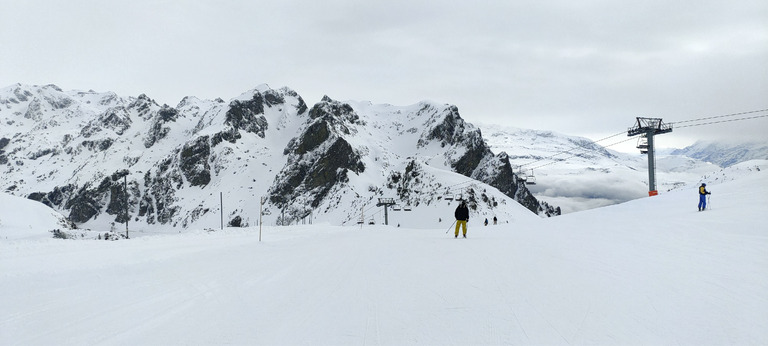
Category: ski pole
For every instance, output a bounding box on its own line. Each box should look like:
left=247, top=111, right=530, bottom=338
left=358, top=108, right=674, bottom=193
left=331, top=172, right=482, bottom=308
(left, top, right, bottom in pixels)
left=446, top=220, right=457, bottom=234
left=707, top=194, right=711, bottom=210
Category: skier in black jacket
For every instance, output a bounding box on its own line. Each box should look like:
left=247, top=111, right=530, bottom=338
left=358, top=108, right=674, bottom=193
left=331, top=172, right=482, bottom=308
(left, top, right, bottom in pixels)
left=454, top=201, right=469, bottom=238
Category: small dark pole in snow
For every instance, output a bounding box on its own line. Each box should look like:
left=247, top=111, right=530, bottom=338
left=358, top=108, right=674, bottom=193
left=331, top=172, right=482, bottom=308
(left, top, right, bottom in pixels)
left=124, top=175, right=129, bottom=239
left=220, top=192, right=223, bottom=230
left=259, top=197, right=265, bottom=242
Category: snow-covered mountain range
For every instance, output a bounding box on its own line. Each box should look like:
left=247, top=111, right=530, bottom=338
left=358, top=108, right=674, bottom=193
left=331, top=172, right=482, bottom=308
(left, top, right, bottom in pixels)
left=0, top=83, right=557, bottom=233
left=3, top=83, right=764, bottom=231
left=670, top=140, right=768, bottom=167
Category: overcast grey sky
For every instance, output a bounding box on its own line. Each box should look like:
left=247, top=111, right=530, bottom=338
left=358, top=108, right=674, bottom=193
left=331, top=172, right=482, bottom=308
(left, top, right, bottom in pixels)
left=2, top=0, right=766, bottom=152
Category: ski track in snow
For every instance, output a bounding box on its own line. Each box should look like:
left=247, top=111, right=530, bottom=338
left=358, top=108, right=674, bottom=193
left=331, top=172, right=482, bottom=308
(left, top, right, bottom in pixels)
left=1, top=164, right=767, bottom=345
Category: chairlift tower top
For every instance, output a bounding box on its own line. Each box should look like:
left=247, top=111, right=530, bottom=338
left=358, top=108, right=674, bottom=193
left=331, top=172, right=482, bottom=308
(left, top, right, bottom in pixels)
left=627, top=117, right=672, bottom=196
left=627, top=117, right=672, bottom=137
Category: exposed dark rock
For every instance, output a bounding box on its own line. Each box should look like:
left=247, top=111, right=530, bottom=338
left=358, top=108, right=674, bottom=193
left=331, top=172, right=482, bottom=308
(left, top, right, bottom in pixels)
left=263, top=89, right=285, bottom=107
left=140, top=156, right=183, bottom=225
left=306, top=138, right=365, bottom=191
left=453, top=140, right=492, bottom=177
left=425, top=106, right=464, bottom=147
left=129, top=94, right=158, bottom=120
left=296, top=97, right=308, bottom=115
left=65, top=182, right=104, bottom=223
left=143, top=106, right=178, bottom=148
left=211, top=127, right=242, bottom=146
left=308, top=97, right=361, bottom=131
left=98, top=107, right=132, bottom=135
left=13, top=87, right=32, bottom=102
left=45, top=94, right=73, bottom=110
left=28, top=148, right=57, bottom=160
left=226, top=93, right=269, bottom=138
left=228, top=215, right=244, bottom=227
left=289, top=121, right=329, bottom=156
left=81, top=138, right=114, bottom=152
left=0, top=138, right=7, bottom=164
left=179, top=136, right=211, bottom=187
left=270, top=135, right=365, bottom=211
left=27, top=184, right=74, bottom=208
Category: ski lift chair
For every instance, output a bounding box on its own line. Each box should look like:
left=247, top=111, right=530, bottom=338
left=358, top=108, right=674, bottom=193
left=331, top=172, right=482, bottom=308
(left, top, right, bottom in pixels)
left=637, top=135, right=649, bottom=154
left=403, top=205, right=412, bottom=211
left=392, top=205, right=402, bottom=211
left=527, top=170, right=537, bottom=185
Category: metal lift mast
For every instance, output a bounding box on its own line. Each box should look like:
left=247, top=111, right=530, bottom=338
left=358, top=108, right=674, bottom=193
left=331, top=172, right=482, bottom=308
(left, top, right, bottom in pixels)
left=628, top=117, right=672, bottom=196
left=376, top=198, right=396, bottom=225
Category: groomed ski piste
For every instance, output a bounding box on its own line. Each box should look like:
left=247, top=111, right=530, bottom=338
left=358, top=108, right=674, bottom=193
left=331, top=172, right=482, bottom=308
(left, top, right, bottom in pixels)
left=2, top=161, right=766, bottom=345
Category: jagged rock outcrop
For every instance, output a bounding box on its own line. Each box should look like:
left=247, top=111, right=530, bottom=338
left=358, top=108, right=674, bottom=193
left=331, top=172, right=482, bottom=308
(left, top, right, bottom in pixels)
left=269, top=97, right=365, bottom=220
left=419, top=105, right=559, bottom=216
left=179, top=136, right=211, bottom=187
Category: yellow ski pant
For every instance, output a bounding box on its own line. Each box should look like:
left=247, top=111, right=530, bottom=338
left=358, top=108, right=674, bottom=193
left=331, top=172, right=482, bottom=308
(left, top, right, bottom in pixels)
left=455, top=220, right=467, bottom=237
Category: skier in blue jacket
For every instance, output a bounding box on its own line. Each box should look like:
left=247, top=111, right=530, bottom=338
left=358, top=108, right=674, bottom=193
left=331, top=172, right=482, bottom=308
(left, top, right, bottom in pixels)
left=698, top=183, right=711, bottom=211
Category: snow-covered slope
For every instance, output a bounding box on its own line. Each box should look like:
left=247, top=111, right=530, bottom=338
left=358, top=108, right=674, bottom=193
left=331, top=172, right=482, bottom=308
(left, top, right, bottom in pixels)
left=1, top=160, right=765, bottom=345
left=0, top=192, right=75, bottom=240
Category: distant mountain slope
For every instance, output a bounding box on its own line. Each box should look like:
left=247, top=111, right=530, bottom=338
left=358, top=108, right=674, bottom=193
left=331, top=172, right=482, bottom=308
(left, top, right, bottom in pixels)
left=477, top=125, right=722, bottom=213
left=671, top=140, right=768, bottom=167
left=0, top=84, right=556, bottom=234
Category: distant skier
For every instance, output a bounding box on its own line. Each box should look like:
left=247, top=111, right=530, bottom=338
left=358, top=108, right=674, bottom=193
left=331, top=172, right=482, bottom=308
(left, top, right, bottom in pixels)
left=484, top=218, right=488, bottom=226
left=698, top=183, right=711, bottom=211
left=454, top=201, right=469, bottom=238
left=493, top=216, right=497, bottom=225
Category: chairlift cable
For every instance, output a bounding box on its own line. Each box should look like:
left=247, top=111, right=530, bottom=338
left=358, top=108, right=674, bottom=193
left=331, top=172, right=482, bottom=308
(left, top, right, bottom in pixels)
left=669, top=108, right=768, bottom=125
left=674, top=113, right=768, bottom=129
